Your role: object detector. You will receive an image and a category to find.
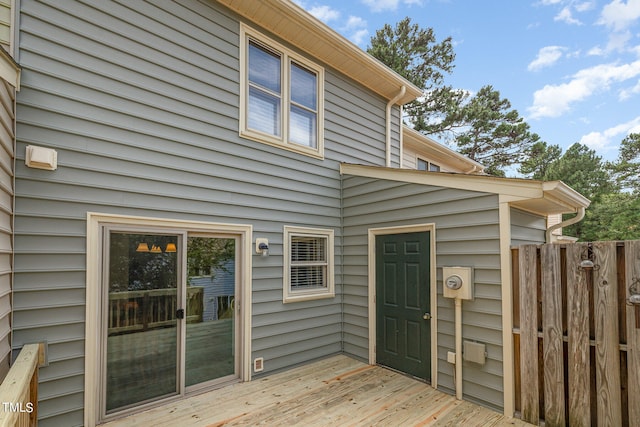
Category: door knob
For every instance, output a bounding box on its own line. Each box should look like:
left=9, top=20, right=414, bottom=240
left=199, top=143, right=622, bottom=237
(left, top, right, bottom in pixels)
left=423, top=313, right=431, bottom=320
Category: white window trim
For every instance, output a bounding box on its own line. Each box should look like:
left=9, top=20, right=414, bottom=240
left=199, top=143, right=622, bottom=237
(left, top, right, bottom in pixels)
left=283, top=226, right=334, bottom=303
left=416, top=155, right=440, bottom=172
left=239, top=23, right=325, bottom=159
left=84, top=213, right=253, bottom=427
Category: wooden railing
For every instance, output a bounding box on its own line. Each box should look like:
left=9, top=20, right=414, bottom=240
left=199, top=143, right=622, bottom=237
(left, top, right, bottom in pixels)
left=0, top=344, right=41, bottom=427
left=513, top=241, right=640, bottom=426
left=108, top=287, right=204, bottom=334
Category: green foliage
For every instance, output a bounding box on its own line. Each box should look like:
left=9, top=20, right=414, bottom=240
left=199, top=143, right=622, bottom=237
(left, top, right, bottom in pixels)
left=447, top=86, right=542, bottom=176
left=610, top=133, right=640, bottom=193
left=579, top=193, right=640, bottom=241
left=542, top=143, right=616, bottom=201
left=187, top=237, right=235, bottom=277
left=367, top=17, right=465, bottom=136
left=519, top=141, right=562, bottom=180
left=369, top=20, right=541, bottom=176
left=368, top=16, right=454, bottom=90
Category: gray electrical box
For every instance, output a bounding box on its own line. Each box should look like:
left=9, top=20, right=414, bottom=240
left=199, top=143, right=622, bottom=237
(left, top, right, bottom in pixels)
left=463, top=341, right=486, bottom=365
left=442, top=266, right=474, bottom=300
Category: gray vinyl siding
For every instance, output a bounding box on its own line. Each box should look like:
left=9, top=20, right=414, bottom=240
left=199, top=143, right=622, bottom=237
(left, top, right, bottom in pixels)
left=12, top=0, right=396, bottom=425
left=0, top=0, right=9, bottom=52
left=510, top=207, right=546, bottom=246
left=0, top=78, right=14, bottom=381
left=341, top=175, right=505, bottom=411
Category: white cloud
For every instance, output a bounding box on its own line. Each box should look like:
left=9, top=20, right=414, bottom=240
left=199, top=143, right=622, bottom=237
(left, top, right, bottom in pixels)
left=344, top=15, right=367, bottom=30
left=598, top=0, right=640, bottom=31
left=575, top=1, right=596, bottom=12
left=350, top=29, right=370, bottom=45
left=528, top=46, right=566, bottom=71
left=361, top=0, right=422, bottom=12
left=580, top=116, right=640, bottom=150
left=308, top=5, right=341, bottom=22
left=528, top=60, right=640, bottom=118
left=555, top=6, right=583, bottom=24
left=362, top=0, right=400, bottom=11
left=619, top=78, right=640, bottom=99
left=342, top=15, right=369, bottom=45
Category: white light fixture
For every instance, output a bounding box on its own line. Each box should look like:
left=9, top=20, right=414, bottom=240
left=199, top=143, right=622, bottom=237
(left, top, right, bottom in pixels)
left=256, top=238, right=269, bottom=257
left=25, top=145, right=58, bottom=170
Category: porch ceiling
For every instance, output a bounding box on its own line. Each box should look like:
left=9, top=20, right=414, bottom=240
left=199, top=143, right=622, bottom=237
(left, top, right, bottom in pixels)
left=340, top=163, right=591, bottom=216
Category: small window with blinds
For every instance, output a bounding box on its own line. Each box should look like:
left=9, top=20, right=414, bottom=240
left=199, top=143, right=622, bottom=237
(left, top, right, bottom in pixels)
left=283, top=226, right=334, bottom=303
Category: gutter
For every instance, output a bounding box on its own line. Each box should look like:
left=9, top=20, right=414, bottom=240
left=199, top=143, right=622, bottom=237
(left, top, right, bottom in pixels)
left=545, top=206, right=586, bottom=243
left=386, top=86, right=406, bottom=167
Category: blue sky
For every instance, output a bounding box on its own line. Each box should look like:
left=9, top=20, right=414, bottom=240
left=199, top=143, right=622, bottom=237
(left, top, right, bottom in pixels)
left=295, top=0, right=640, bottom=162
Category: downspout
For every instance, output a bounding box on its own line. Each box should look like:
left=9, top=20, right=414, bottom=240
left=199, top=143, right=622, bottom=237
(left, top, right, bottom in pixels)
left=545, top=206, right=586, bottom=243
left=385, top=86, right=406, bottom=167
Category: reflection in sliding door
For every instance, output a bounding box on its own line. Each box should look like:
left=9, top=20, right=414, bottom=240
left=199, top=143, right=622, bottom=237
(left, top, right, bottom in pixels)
left=185, top=236, right=236, bottom=387
left=105, top=232, right=180, bottom=413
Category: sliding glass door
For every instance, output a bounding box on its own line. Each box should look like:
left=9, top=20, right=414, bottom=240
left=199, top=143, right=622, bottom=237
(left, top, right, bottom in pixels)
left=104, top=232, right=181, bottom=413
left=101, top=230, right=238, bottom=416
left=185, top=236, right=236, bottom=387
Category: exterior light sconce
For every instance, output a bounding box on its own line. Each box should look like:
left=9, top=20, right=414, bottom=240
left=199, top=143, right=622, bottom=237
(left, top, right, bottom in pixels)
left=628, top=278, right=640, bottom=306
left=579, top=259, right=594, bottom=270
left=256, top=238, right=269, bottom=257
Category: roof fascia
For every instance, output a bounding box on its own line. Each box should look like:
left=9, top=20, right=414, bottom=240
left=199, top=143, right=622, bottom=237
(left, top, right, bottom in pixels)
left=340, top=163, right=590, bottom=215
left=0, top=47, right=19, bottom=89
left=217, top=0, right=422, bottom=104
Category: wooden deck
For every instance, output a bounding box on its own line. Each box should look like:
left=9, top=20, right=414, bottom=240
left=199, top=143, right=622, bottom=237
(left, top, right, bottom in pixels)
left=102, top=355, right=531, bottom=427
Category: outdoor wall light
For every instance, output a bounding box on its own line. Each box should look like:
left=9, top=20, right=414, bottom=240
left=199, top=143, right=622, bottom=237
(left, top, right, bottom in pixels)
left=256, top=238, right=269, bottom=257
left=579, top=259, right=594, bottom=269
left=628, top=278, right=640, bottom=305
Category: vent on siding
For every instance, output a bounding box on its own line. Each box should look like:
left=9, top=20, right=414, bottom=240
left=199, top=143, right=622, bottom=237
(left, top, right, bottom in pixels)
left=254, top=357, right=264, bottom=372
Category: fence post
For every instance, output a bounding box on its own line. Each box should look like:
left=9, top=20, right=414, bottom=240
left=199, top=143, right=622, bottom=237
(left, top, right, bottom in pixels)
left=519, top=244, right=539, bottom=424
left=592, top=242, right=622, bottom=426
left=541, top=244, right=565, bottom=427
left=626, top=241, right=640, bottom=426
left=566, top=243, right=591, bottom=426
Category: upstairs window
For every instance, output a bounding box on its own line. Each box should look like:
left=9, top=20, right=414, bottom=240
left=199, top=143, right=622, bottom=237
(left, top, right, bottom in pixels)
left=417, top=157, right=441, bottom=172
left=241, top=25, right=324, bottom=158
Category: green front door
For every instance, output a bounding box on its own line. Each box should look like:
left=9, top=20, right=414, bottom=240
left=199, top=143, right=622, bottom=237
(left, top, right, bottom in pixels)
left=375, top=231, right=431, bottom=381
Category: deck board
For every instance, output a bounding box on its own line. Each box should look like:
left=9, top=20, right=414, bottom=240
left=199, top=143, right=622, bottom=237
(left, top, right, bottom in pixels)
left=101, top=355, right=531, bottom=427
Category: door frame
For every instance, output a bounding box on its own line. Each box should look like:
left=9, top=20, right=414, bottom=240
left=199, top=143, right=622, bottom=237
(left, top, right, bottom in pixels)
left=368, top=224, right=437, bottom=388
left=84, top=213, right=253, bottom=427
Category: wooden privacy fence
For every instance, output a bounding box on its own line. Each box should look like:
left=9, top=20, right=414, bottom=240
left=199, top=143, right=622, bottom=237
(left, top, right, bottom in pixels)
left=513, top=241, right=640, bottom=427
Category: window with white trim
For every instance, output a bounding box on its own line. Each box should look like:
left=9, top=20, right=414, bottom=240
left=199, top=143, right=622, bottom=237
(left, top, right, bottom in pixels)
left=417, top=157, right=441, bottom=172
left=283, top=226, right=334, bottom=303
left=240, top=24, right=324, bottom=158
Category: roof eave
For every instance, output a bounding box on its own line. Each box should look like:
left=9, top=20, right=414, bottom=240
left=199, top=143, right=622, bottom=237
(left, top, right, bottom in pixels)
left=216, top=0, right=422, bottom=104
left=340, top=163, right=590, bottom=216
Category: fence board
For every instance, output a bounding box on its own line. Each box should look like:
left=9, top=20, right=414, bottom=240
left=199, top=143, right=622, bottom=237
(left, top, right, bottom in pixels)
left=592, top=242, right=623, bottom=426
left=565, top=243, right=591, bottom=426
left=626, top=241, right=640, bottom=427
left=519, top=244, right=539, bottom=424
left=541, top=244, right=565, bottom=427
